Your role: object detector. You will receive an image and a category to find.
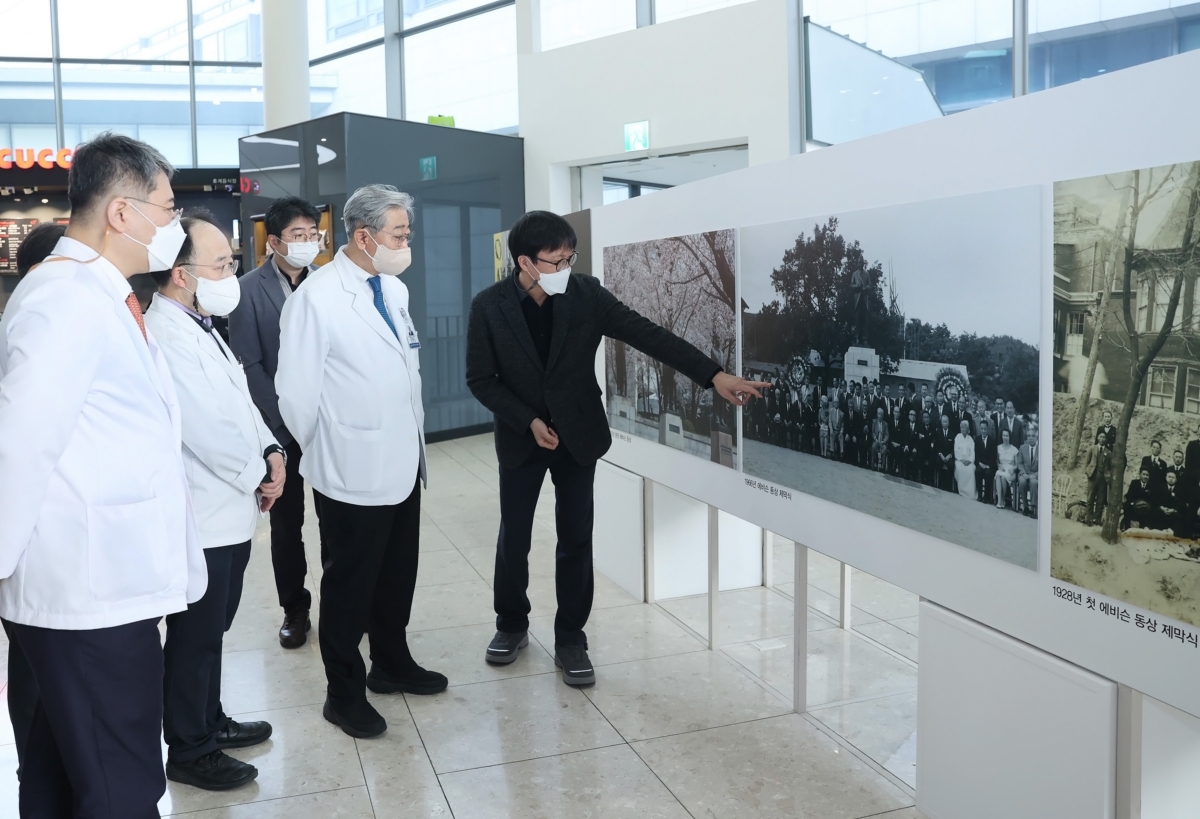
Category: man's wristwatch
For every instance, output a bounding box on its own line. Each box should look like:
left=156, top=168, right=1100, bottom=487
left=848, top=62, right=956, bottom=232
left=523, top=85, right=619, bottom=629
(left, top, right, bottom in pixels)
left=263, top=444, right=286, bottom=483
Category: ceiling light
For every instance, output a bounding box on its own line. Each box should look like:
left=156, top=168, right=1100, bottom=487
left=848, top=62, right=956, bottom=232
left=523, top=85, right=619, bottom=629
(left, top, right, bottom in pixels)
left=41, top=198, right=49, bottom=204
left=320, top=137, right=327, bottom=142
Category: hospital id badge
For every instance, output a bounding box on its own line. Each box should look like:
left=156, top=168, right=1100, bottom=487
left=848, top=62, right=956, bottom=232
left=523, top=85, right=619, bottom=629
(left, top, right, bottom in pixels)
left=399, top=307, right=421, bottom=349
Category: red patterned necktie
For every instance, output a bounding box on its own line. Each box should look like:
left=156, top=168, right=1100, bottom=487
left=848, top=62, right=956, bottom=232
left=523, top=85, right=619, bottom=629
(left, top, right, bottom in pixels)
left=125, top=292, right=147, bottom=342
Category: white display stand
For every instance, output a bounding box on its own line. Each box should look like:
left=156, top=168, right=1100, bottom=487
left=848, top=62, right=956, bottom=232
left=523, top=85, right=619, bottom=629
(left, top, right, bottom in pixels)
left=593, top=460, right=646, bottom=601
left=592, top=51, right=1200, bottom=717
left=917, top=601, right=1117, bottom=819
left=1142, top=696, right=1200, bottom=819
left=647, top=482, right=761, bottom=600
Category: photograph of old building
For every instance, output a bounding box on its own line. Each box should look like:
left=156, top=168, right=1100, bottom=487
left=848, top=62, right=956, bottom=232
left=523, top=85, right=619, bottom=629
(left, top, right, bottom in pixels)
left=1052, top=162, right=1200, bottom=627
left=740, top=188, right=1042, bottom=568
left=603, top=230, right=738, bottom=467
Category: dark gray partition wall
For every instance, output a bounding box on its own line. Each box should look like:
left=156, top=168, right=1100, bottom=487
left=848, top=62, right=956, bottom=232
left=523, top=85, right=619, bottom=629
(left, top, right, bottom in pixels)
left=239, top=113, right=525, bottom=440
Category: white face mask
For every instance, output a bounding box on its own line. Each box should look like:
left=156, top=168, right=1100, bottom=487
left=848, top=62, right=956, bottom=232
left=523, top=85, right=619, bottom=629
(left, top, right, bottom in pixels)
left=124, top=201, right=187, bottom=272
left=186, top=270, right=242, bottom=317
left=277, top=239, right=320, bottom=268
left=535, top=266, right=571, bottom=296
left=367, top=233, right=412, bottom=276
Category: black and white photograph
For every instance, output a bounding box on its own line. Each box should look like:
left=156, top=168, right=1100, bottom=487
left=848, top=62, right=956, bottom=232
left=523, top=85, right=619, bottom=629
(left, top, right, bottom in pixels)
left=1051, top=162, right=1200, bottom=627
left=740, top=189, right=1042, bottom=568
left=603, top=230, right=738, bottom=467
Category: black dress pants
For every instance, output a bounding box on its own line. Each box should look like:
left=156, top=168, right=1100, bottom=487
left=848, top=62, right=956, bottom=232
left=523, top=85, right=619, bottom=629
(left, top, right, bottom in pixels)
left=316, top=476, right=421, bottom=709
left=3, top=618, right=37, bottom=776
left=162, top=541, right=252, bottom=763
left=495, top=445, right=596, bottom=648
left=271, top=438, right=312, bottom=614
left=6, top=617, right=165, bottom=819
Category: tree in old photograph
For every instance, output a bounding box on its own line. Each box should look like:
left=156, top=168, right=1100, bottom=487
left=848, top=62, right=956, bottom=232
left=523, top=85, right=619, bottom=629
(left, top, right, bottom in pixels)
left=604, top=230, right=737, bottom=437
left=1094, top=165, right=1200, bottom=543
left=756, top=217, right=903, bottom=373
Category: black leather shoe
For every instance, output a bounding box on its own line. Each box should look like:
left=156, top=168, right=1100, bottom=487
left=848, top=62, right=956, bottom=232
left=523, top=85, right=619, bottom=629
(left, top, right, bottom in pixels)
left=279, top=609, right=310, bottom=649
left=215, top=719, right=272, bottom=750
left=166, top=750, right=257, bottom=791
left=485, top=630, right=529, bottom=665
left=554, top=645, right=595, bottom=686
left=367, top=664, right=448, bottom=695
left=322, top=697, right=386, bottom=739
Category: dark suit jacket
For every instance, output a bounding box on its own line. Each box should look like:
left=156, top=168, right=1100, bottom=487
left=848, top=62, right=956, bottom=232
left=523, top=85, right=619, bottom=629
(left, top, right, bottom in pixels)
left=227, top=259, right=311, bottom=446
left=997, top=414, right=1024, bottom=447
left=1125, top=479, right=1153, bottom=506
left=1141, top=455, right=1169, bottom=490
left=933, top=427, right=955, bottom=465
left=1096, top=424, right=1117, bottom=448
left=466, top=273, right=721, bottom=469
left=975, top=434, right=998, bottom=471
left=1186, top=439, right=1200, bottom=475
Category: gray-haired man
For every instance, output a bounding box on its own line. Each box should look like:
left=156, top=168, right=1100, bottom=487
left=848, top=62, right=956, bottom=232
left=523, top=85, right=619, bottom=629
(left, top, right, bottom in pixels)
left=277, top=184, right=444, bottom=740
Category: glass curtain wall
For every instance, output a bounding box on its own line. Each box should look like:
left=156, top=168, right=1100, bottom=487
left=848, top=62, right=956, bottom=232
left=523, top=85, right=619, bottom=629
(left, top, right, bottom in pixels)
left=0, top=0, right=264, bottom=167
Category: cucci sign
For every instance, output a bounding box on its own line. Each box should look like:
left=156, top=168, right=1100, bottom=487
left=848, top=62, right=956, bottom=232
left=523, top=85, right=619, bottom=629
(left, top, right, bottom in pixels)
left=0, top=148, right=74, bottom=170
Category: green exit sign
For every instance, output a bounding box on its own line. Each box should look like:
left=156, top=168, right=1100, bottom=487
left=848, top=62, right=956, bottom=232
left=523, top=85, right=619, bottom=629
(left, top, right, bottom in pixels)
left=419, top=156, right=437, bottom=181
left=624, top=120, right=649, bottom=152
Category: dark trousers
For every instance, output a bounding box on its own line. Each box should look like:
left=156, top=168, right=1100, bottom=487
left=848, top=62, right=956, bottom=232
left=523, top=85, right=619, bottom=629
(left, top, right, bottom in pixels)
left=495, top=445, right=596, bottom=648
left=977, top=466, right=994, bottom=503
left=3, top=618, right=38, bottom=775
left=271, top=438, right=311, bottom=614
left=316, top=476, right=421, bottom=709
left=163, top=541, right=251, bottom=763
left=1087, top=475, right=1108, bottom=524
left=7, top=618, right=164, bottom=819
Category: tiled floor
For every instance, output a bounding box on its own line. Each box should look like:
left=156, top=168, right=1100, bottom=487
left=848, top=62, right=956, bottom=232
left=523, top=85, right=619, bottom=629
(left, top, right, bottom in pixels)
left=0, top=434, right=924, bottom=818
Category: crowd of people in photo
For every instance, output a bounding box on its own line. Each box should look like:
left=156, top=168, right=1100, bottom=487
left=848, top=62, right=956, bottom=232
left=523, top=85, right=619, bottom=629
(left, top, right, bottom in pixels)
left=1082, top=411, right=1200, bottom=540
left=745, top=372, right=1039, bottom=517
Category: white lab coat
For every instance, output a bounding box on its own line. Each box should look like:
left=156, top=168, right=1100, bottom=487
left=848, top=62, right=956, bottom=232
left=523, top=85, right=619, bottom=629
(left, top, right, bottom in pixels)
left=145, top=296, right=279, bottom=549
left=0, top=238, right=207, bottom=630
left=276, top=248, right=426, bottom=507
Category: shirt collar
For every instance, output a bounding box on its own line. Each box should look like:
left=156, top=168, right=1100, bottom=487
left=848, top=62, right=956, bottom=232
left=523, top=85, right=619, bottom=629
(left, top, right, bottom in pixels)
left=158, top=292, right=211, bottom=327
left=338, top=247, right=374, bottom=287
left=512, top=270, right=530, bottom=302
left=270, top=254, right=308, bottom=286
left=53, top=236, right=132, bottom=297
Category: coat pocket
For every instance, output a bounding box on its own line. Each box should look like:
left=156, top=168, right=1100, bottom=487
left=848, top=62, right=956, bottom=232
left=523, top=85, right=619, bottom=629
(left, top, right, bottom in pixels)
left=330, top=422, right=385, bottom=492
left=87, top=497, right=171, bottom=603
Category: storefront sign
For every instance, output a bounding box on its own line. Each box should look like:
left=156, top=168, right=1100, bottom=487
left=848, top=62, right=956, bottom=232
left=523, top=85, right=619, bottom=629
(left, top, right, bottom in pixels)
left=0, top=148, right=74, bottom=170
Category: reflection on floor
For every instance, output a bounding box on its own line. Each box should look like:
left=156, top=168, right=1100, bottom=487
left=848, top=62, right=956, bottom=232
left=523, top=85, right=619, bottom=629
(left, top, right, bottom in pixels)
left=0, top=433, right=925, bottom=818
left=658, top=541, right=920, bottom=789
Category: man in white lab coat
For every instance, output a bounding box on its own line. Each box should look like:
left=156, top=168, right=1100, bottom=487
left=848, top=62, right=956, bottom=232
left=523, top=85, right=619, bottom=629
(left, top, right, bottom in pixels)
left=145, top=211, right=284, bottom=792
left=277, top=184, right=444, bottom=740
left=0, top=132, right=207, bottom=817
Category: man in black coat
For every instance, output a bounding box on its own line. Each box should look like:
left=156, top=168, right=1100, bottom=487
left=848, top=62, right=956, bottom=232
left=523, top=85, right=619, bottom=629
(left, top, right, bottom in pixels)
left=227, top=196, right=322, bottom=650
left=1123, top=469, right=1156, bottom=530
left=466, top=211, right=767, bottom=686
left=974, top=418, right=998, bottom=504
left=1141, top=440, right=1169, bottom=493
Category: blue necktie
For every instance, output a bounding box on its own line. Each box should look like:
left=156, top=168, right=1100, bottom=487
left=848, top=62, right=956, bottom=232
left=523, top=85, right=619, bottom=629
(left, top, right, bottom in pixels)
left=367, top=276, right=399, bottom=340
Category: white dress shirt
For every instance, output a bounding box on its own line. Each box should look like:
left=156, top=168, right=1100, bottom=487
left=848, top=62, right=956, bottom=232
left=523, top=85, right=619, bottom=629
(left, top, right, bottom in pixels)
left=276, top=248, right=426, bottom=506
left=0, top=237, right=207, bottom=629
left=145, top=294, right=279, bottom=549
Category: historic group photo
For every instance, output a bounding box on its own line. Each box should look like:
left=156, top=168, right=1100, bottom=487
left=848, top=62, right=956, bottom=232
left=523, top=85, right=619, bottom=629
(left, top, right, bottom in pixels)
left=1051, top=161, right=1200, bottom=628
left=739, top=188, right=1043, bottom=569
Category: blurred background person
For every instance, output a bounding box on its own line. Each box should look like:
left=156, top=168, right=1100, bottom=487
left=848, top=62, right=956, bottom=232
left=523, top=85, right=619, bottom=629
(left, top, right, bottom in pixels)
left=229, top=196, right=323, bottom=650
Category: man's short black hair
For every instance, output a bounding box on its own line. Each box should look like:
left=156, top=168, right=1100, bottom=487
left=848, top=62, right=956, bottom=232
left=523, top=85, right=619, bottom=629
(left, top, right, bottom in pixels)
left=68, top=131, right=174, bottom=219
left=16, top=222, right=67, bottom=277
left=265, top=196, right=321, bottom=239
left=508, top=210, right=576, bottom=270
left=150, top=208, right=223, bottom=288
